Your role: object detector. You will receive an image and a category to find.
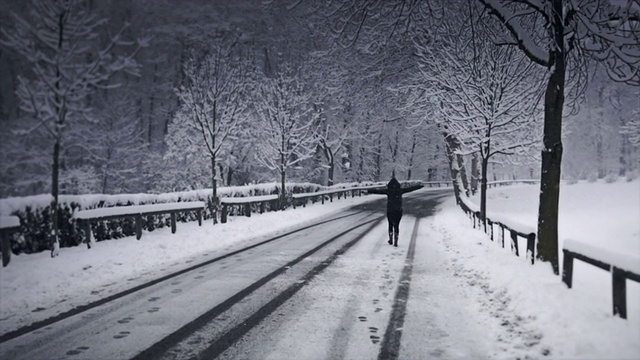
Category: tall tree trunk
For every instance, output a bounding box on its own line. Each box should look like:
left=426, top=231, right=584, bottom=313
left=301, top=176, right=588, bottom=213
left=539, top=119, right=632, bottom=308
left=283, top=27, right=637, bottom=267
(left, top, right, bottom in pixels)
left=596, top=137, right=604, bottom=178
left=280, top=169, right=286, bottom=210
left=480, top=153, right=489, bottom=229
left=357, top=146, right=364, bottom=182
left=51, top=12, right=65, bottom=257
left=443, top=132, right=466, bottom=204
left=457, top=154, right=469, bottom=196
left=537, top=0, right=565, bottom=275
left=375, top=132, right=383, bottom=181
left=322, top=144, right=335, bottom=186
left=619, top=130, right=628, bottom=176
left=51, top=138, right=60, bottom=257
left=227, top=167, right=234, bottom=186
left=148, top=62, right=159, bottom=144
left=407, top=133, right=417, bottom=180
left=211, top=156, right=218, bottom=224
left=328, top=158, right=335, bottom=186
left=471, top=152, right=479, bottom=195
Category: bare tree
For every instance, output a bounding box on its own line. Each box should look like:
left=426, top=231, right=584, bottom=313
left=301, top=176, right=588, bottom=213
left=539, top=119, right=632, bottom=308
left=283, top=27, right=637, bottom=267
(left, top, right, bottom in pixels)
left=1, top=0, right=147, bottom=256
left=414, top=8, right=544, bottom=227
left=477, top=0, right=640, bottom=274
left=255, top=64, right=317, bottom=208
left=173, top=39, right=251, bottom=223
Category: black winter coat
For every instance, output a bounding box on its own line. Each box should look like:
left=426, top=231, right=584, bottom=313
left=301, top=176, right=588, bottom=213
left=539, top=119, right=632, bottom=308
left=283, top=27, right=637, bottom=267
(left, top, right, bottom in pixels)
left=368, top=178, right=423, bottom=212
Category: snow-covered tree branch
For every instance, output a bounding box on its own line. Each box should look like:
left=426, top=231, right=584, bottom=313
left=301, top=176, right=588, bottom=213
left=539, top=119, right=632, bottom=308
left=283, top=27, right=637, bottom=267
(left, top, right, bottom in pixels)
left=255, top=63, right=318, bottom=208
left=1, top=0, right=147, bottom=256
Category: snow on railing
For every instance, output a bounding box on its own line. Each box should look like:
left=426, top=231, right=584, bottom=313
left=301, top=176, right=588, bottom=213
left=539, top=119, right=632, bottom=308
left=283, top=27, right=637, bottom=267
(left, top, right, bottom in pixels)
left=457, top=180, right=538, bottom=264
left=219, top=181, right=432, bottom=223
left=458, top=179, right=639, bottom=320
left=0, top=216, right=20, bottom=267
left=73, top=201, right=205, bottom=247
left=74, top=201, right=206, bottom=219
left=486, top=179, right=539, bottom=188
left=219, top=186, right=378, bottom=223
left=562, top=239, right=640, bottom=319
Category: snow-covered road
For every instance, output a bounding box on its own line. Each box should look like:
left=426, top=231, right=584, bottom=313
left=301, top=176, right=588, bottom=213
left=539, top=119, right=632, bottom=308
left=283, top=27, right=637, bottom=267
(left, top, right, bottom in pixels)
left=0, top=189, right=549, bottom=359
left=211, top=192, right=525, bottom=360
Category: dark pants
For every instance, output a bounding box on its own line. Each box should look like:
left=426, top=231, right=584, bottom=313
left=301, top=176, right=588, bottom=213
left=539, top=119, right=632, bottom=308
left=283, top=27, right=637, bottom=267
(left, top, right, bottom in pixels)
left=387, top=210, right=403, bottom=236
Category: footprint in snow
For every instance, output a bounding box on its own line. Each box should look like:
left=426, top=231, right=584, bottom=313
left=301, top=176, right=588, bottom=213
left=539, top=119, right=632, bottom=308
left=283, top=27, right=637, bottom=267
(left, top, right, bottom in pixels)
left=66, top=346, right=90, bottom=356
left=113, top=331, right=130, bottom=339
left=117, top=316, right=134, bottom=324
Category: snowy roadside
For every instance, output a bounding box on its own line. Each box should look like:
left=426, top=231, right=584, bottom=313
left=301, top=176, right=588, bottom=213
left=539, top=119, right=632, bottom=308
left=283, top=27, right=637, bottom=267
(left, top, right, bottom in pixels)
left=1, top=180, right=638, bottom=359
left=0, top=194, right=381, bottom=336
left=438, top=181, right=640, bottom=359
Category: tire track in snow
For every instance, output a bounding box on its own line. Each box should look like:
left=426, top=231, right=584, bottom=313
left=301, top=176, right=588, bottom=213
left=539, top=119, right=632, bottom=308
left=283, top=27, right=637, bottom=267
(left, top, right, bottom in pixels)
left=0, top=210, right=366, bottom=344
left=378, top=217, right=420, bottom=360
left=133, top=215, right=385, bottom=360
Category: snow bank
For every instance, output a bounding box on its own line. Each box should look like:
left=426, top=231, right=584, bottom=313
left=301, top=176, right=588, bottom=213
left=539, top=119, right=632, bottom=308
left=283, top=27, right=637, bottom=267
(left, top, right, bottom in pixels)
left=432, top=199, right=640, bottom=358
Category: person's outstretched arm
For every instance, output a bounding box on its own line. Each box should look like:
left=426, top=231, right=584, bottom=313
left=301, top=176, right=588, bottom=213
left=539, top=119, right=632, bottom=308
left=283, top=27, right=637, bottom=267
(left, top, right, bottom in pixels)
left=401, top=184, right=424, bottom=194
left=367, top=187, right=388, bottom=195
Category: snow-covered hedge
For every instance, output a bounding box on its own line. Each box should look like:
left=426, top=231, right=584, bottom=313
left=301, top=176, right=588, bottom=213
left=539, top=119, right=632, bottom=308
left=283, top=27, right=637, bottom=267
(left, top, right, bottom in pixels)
left=0, top=181, right=389, bottom=255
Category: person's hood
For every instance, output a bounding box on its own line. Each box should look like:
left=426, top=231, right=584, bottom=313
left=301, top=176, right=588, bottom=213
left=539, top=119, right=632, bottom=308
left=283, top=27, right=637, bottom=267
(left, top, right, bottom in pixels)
left=387, top=178, right=400, bottom=189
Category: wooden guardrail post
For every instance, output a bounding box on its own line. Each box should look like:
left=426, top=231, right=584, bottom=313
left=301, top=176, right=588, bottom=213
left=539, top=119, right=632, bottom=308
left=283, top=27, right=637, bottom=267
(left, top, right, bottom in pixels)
left=329, top=193, right=333, bottom=202
left=135, top=215, right=143, bottom=240
left=221, top=205, right=228, bottom=223
left=526, top=233, right=536, bottom=264
left=510, top=230, right=519, bottom=256
left=488, top=219, right=493, bottom=241
left=562, top=249, right=574, bottom=288
left=197, top=209, right=202, bottom=226
left=170, top=213, right=177, bottom=234
left=82, top=219, right=92, bottom=248
left=244, top=203, right=251, bottom=217
left=260, top=202, right=265, bottom=214
left=500, top=225, right=505, bottom=248
left=1, top=231, right=11, bottom=267
left=612, top=267, right=627, bottom=319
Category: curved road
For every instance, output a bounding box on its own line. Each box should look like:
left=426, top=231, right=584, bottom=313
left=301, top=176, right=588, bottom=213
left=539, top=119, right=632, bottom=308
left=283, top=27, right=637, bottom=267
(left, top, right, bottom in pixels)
left=0, top=189, right=464, bottom=360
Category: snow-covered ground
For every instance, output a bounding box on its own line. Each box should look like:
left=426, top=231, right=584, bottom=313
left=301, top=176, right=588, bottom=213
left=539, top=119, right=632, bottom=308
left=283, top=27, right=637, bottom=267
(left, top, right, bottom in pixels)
left=439, top=179, right=640, bottom=359
left=1, top=180, right=638, bottom=359
left=0, top=194, right=380, bottom=335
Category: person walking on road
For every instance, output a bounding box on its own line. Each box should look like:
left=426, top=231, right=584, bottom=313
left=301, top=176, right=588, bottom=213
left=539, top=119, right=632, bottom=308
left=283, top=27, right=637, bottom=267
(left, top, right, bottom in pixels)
left=368, top=178, right=423, bottom=247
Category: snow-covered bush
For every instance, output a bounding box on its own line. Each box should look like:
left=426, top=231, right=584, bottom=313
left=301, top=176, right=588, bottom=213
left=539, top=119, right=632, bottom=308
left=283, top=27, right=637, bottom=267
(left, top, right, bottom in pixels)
left=566, top=175, right=579, bottom=185
left=0, top=181, right=377, bottom=255
left=587, top=173, right=598, bottom=183
left=604, top=173, right=618, bottom=183
left=626, top=170, right=639, bottom=182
